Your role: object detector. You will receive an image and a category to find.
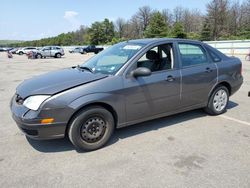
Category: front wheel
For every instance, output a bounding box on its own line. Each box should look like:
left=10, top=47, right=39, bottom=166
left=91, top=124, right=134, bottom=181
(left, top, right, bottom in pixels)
left=68, top=106, right=115, bottom=151
left=36, top=54, right=42, bottom=59
left=204, top=86, right=229, bottom=115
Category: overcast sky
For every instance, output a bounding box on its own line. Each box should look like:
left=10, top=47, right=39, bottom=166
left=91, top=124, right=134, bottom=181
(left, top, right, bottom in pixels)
left=0, top=0, right=223, bottom=40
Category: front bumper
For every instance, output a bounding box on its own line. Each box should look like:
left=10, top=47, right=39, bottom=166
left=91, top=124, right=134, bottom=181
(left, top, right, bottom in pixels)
left=12, top=114, right=66, bottom=140
left=10, top=95, right=67, bottom=140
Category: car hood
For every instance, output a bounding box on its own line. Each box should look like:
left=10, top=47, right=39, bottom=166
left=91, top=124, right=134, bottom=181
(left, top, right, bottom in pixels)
left=17, top=67, right=108, bottom=98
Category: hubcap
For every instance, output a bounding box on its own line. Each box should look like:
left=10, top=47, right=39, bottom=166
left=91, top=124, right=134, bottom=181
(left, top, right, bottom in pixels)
left=213, top=89, right=228, bottom=112
left=81, top=117, right=106, bottom=143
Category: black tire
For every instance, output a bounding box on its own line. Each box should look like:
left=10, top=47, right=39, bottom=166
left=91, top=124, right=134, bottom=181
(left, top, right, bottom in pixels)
left=68, top=106, right=115, bottom=151
left=204, top=85, right=229, bottom=115
left=245, top=55, right=250, bottom=61
left=55, top=53, right=61, bottom=58
left=36, top=54, right=42, bottom=59
left=19, top=51, right=23, bottom=55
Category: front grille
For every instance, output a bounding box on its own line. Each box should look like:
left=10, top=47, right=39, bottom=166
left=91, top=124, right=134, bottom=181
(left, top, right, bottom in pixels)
left=15, top=94, right=24, bottom=105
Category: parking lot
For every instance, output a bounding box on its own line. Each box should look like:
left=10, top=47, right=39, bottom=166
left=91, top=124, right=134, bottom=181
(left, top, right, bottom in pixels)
left=0, top=51, right=250, bottom=187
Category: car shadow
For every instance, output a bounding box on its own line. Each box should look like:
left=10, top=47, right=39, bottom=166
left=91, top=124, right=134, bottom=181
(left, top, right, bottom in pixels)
left=26, top=137, right=73, bottom=153
left=27, top=101, right=238, bottom=153
left=227, top=100, right=238, bottom=109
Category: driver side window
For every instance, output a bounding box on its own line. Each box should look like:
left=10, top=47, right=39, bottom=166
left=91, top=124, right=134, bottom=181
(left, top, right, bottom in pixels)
left=137, top=43, right=174, bottom=72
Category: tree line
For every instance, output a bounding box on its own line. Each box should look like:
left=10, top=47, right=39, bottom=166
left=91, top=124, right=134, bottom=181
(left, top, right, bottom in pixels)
left=11, top=0, right=250, bottom=47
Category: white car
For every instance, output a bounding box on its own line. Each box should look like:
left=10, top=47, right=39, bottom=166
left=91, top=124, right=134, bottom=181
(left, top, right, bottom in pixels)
left=16, top=47, right=37, bottom=55
left=36, top=46, right=64, bottom=58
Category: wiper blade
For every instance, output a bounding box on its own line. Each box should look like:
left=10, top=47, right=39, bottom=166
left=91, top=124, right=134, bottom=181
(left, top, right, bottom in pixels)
left=76, top=65, right=93, bottom=73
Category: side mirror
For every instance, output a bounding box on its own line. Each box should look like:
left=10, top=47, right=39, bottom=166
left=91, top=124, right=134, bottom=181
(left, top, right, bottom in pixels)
left=132, top=67, right=151, bottom=77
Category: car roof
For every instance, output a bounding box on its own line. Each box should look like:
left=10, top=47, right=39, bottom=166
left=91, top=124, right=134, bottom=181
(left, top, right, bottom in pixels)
left=43, top=46, right=61, bottom=48
left=128, top=38, right=202, bottom=45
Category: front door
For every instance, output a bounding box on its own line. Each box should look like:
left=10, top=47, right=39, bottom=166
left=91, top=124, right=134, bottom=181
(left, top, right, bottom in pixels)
left=123, top=43, right=181, bottom=123
left=42, top=47, right=51, bottom=57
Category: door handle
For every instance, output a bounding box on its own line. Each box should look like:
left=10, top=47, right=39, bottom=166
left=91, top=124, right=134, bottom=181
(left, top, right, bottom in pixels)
left=166, top=75, right=175, bottom=82
left=205, top=67, right=213, bottom=73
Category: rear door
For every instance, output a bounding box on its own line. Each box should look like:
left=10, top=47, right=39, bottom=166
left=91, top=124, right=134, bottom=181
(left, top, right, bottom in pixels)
left=51, top=46, right=58, bottom=56
left=178, top=43, right=217, bottom=108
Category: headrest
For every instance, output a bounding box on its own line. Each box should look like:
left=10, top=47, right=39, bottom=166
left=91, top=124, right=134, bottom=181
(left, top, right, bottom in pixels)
left=146, top=50, right=158, bottom=61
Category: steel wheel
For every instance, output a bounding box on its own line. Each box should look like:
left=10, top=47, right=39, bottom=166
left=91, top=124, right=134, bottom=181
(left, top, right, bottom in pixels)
left=81, top=116, right=106, bottom=143
left=68, top=106, right=115, bottom=151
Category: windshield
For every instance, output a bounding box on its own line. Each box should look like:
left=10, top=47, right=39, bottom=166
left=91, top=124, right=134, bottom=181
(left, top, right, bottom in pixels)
left=80, top=42, right=145, bottom=75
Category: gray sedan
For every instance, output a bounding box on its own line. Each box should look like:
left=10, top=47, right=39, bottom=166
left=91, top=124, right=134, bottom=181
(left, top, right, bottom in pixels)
left=69, top=47, right=84, bottom=53
left=10, top=38, right=243, bottom=151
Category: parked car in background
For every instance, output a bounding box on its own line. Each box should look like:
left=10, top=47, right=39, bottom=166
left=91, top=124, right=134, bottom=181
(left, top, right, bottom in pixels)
left=69, top=47, right=84, bottom=53
left=0, top=47, right=13, bottom=52
left=80, top=45, right=104, bottom=54
left=9, top=48, right=19, bottom=54
left=16, top=47, right=37, bottom=55
left=36, top=46, right=64, bottom=58
left=10, top=38, right=243, bottom=151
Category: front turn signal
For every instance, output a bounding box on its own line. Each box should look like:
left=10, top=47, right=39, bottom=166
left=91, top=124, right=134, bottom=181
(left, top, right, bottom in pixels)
left=41, top=118, right=54, bottom=124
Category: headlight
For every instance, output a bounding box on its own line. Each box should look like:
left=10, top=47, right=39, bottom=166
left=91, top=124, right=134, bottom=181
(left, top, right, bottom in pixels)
left=23, top=95, right=50, bottom=111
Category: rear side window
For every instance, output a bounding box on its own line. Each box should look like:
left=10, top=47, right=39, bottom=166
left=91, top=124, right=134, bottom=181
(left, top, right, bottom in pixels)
left=178, top=43, right=208, bottom=67
left=206, top=47, right=222, bottom=62
left=52, top=47, right=61, bottom=50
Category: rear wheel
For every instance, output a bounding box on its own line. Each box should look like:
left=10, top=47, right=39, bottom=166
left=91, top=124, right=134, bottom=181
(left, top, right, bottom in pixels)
left=18, top=51, right=24, bottom=55
left=55, top=53, right=61, bottom=58
left=205, top=85, right=229, bottom=115
left=68, top=106, right=115, bottom=151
